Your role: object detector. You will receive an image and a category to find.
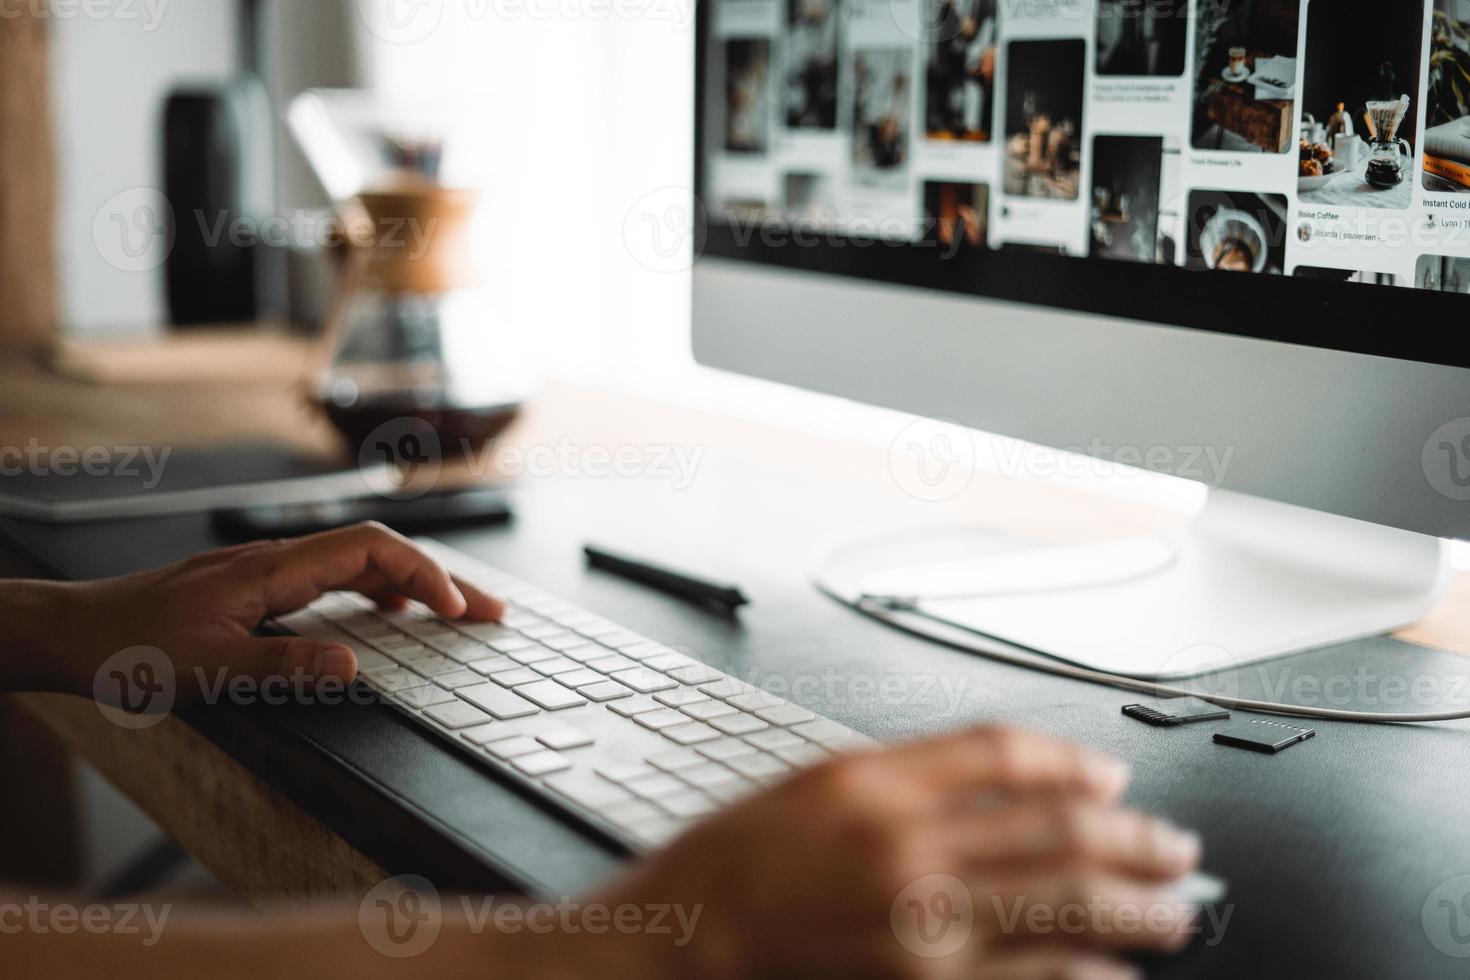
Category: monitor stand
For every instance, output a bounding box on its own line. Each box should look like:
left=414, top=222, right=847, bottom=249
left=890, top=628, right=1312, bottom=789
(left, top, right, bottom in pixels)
left=812, top=489, right=1450, bottom=679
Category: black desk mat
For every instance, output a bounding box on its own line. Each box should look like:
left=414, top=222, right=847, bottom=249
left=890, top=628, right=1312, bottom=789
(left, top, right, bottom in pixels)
left=4, top=455, right=1470, bottom=977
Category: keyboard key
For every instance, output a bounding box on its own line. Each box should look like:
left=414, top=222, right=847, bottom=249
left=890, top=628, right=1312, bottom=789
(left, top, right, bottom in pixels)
left=598, top=761, right=658, bottom=783
left=502, top=606, right=544, bottom=625
left=396, top=686, right=458, bottom=709
left=825, top=734, right=882, bottom=753
left=424, top=700, right=495, bottom=729
left=580, top=681, right=635, bottom=702
left=355, top=650, right=396, bottom=672
left=644, top=652, right=698, bottom=671
left=458, top=684, right=539, bottom=719
left=516, top=680, right=588, bottom=710
left=728, top=691, right=785, bottom=712
left=681, top=700, right=738, bottom=721
left=679, top=764, right=740, bottom=793
left=655, top=790, right=717, bottom=819
left=506, top=646, right=559, bottom=665
left=487, top=736, right=544, bottom=759
left=537, top=727, right=594, bottom=750
left=745, top=729, right=805, bottom=752
left=543, top=771, right=635, bottom=809
left=654, top=688, right=710, bottom=708
left=409, top=656, right=464, bottom=678
left=522, top=623, right=563, bottom=640
left=695, top=737, right=760, bottom=762
left=512, top=751, right=572, bottom=776
left=586, top=654, right=639, bottom=674
left=363, top=667, right=429, bottom=694
left=458, top=623, right=519, bottom=643
left=635, top=709, right=692, bottom=731
left=427, top=635, right=490, bottom=662
left=530, top=657, right=581, bottom=676
left=704, top=779, right=758, bottom=805
left=710, top=713, right=770, bottom=736
left=623, top=772, right=689, bottom=799
left=677, top=762, right=742, bottom=790
left=619, top=641, right=670, bottom=660
left=726, top=752, right=791, bottom=782
left=404, top=620, right=459, bottom=640
left=555, top=643, right=602, bottom=667
left=388, top=645, right=437, bottom=663
left=433, top=669, right=483, bottom=690
left=611, top=668, right=676, bottom=694
left=790, top=719, right=853, bottom=742
left=461, top=721, right=521, bottom=744
left=574, top=621, right=622, bottom=640
left=555, top=668, right=604, bottom=689
left=603, top=798, right=663, bottom=825
left=375, top=636, right=429, bottom=655
left=662, top=722, right=720, bottom=746
left=600, top=631, right=647, bottom=649
left=647, top=748, right=705, bottom=772
left=668, top=664, right=723, bottom=685
left=491, top=667, right=543, bottom=687
left=607, top=695, right=661, bottom=717
left=757, top=704, right=817, bottom=726
left=775, top=744, right=830, bottom=768
left=625, top=816, right=685, bottom=848
left=698, top=678, right=756, bottom=700
left=539, top=633, right=588, bottom=651
left=488, top=637, right=538, bottom=655
left=468, top=655, right=519, bottom=675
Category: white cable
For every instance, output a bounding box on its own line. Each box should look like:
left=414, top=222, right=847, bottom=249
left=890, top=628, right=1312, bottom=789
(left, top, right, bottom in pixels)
left=856, top=598, right=1470, bottom=725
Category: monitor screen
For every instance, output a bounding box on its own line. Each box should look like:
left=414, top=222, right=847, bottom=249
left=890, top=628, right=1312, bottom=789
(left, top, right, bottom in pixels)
left=695, top=0, right=1470, bottom=370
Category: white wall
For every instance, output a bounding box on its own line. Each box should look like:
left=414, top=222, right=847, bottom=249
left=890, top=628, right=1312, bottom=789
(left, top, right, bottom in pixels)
left=354, top=0, right=696, bottom=380
left=51, top=1, right=237, bottom=335
left=50, top=0, right=355, bottom=336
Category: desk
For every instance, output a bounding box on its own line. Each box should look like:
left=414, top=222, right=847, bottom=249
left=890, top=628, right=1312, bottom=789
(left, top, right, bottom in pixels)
left=2, top=364, right=1469, bottom=975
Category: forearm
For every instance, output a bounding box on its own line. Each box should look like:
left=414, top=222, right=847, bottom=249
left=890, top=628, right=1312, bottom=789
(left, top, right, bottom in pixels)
left=0, top=579, right=93, bottom=695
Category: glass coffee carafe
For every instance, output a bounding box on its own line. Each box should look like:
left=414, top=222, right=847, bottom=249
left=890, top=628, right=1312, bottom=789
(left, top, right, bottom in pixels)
left=1364, top=96, right=1412, bottom=188
left=289, top=91, right=534, bottom=466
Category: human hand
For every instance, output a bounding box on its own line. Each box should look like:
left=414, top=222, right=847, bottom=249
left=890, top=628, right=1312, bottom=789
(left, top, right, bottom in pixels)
left=583, top=726, right=1200, bottom=980
left=7, top=523, right=503, bottom=700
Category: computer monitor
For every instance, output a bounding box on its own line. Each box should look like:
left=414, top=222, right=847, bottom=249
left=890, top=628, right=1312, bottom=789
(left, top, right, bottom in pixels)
left=691, top=0, right=1470, bottom=677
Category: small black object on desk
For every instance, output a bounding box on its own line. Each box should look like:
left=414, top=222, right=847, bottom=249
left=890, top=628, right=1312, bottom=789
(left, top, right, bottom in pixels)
left=583, top=544, right=749, bottom=614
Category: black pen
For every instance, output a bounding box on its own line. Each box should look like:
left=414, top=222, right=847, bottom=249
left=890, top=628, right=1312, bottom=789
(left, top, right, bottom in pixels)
left=583, top=544, right=749, bottom=612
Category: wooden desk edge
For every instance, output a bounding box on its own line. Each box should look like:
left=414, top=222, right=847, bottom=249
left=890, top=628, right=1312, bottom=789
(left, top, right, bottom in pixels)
left=8, top=692, right=388, bottom=906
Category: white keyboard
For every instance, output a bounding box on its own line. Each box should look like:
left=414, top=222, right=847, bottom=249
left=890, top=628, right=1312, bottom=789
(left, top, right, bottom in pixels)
left=272, top=539, right=879, bottom=851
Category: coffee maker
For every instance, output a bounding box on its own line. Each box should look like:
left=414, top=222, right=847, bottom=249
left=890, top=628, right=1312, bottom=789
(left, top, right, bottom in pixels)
left=289, top=90, right=535, bottom=464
